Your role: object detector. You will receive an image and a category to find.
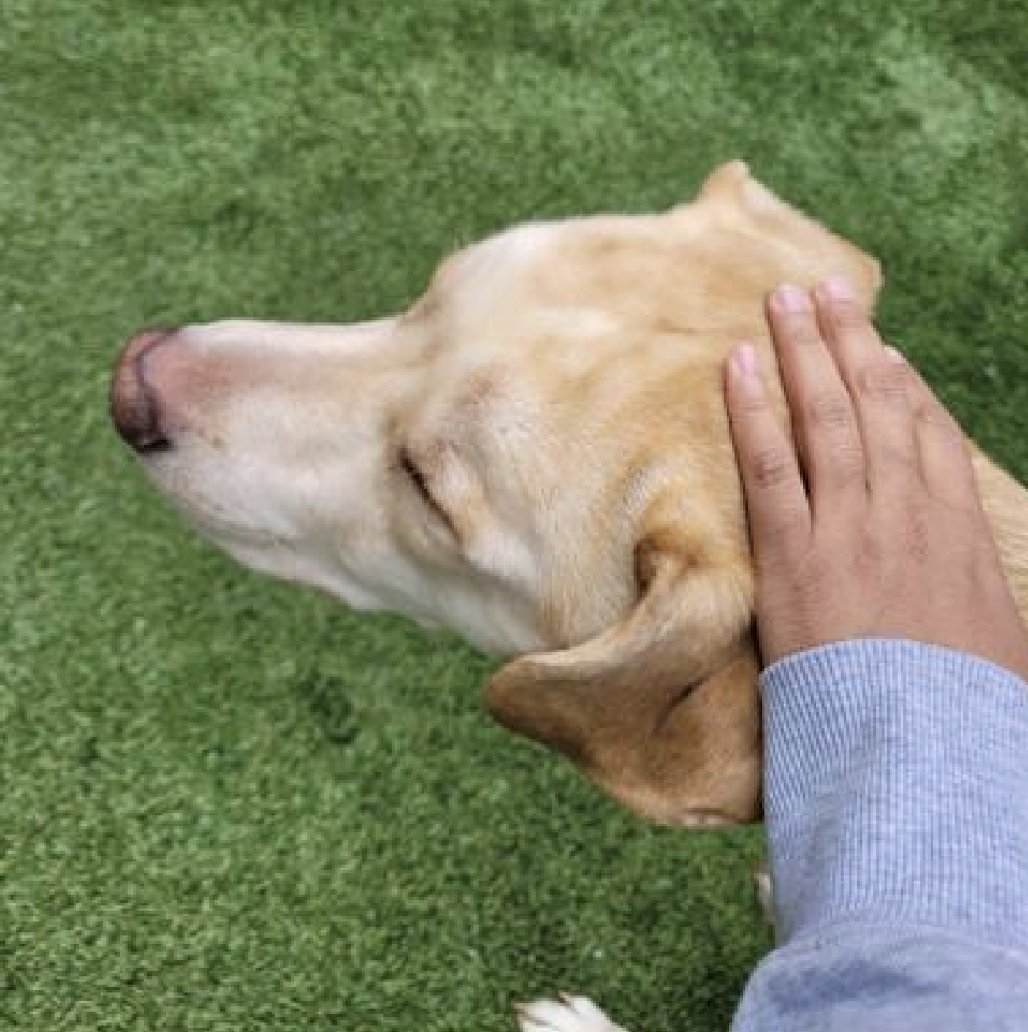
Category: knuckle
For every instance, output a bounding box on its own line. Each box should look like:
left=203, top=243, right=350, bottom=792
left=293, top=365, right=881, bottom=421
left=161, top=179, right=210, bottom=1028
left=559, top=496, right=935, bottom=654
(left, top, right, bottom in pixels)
left=749, top=447, right=793, bottom=490
left=732, top=388, right=769, bottom=416
left=787, top=321, right=823, bottom=349
left=827, top=298, right=868, bottom=333
left=805, top=392, right=855, bottom=432
left=857, top=358, right=908, bottom=402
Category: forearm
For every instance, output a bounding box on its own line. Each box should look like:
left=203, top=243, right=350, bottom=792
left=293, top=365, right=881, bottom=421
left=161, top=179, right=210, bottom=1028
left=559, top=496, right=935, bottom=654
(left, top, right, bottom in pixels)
left=733, top=639, right=1028, bottom=1031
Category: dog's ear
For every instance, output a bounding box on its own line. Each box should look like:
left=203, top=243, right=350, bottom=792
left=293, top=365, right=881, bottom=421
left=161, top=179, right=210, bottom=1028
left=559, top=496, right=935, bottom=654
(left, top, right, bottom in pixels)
left=486, top=517, right=763, bottom=826
left=678, top=160, right=882, bottom=313
left=696, top=158, right=781, bottom=209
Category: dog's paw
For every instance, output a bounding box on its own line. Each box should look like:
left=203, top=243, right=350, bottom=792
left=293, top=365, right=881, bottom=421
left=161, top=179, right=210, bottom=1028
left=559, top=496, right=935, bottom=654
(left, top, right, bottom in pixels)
left=516, top=993, right=630, bottom=1032
left=754, top=862, right=774, bottom=924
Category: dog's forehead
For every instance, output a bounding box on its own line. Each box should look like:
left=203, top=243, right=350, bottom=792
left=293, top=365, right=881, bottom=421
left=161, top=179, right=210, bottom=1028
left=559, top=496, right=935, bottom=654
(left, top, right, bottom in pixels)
left=407, top=214, right=688, bottom=432
left=465, top=220, right=558, bottom=273
left=424, top=221, right=558, bottom=303
left=430, top=212, right=669, bottom=306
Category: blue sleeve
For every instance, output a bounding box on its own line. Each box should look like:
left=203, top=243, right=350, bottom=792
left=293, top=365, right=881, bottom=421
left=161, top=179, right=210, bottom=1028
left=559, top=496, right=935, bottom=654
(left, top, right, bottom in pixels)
left=732, top=639, right=1028, bottom=1032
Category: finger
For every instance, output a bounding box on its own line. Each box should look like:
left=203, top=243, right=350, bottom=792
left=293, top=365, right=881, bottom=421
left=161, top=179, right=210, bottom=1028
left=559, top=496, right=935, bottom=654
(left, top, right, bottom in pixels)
left=767, top=284, right=866, bottom=513
left=813, top=278, right=918, bottom=497
left=725, top=342, right=811, bottom=556
left=902, top=359, right=982, bottom=511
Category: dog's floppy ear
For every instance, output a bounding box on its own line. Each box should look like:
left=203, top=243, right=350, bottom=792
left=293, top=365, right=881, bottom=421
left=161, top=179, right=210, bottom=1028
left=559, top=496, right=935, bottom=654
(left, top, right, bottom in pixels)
left=486, top=517, right=762, bottom=826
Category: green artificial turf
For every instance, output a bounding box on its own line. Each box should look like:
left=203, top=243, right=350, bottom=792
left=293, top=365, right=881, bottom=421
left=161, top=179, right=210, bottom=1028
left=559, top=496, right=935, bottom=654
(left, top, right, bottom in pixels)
left=2, top=1, right=1027, bottom=1029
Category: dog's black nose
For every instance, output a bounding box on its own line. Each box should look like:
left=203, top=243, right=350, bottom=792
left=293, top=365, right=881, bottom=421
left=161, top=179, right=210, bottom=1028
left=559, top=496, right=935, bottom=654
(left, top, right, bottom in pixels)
left=110, top=328, right=178, bottom=452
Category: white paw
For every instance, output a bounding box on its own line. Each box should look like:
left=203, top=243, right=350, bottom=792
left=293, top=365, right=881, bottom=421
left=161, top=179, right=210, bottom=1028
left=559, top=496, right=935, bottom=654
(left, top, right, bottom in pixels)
left=516, top=993, right=630, bottom=1032
left=754, top=864, right=774, bottom=924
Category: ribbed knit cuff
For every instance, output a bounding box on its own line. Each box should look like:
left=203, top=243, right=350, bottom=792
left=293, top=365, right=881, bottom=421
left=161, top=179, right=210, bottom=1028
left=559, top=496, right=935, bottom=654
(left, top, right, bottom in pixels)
left=760, top=639, right=1028, bottom=950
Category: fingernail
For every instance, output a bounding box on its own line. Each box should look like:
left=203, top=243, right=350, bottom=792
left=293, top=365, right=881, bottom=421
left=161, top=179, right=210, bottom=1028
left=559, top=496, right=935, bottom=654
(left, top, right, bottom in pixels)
left=774, top=283, right=810, bottom=313
left=884, top=345, right=906, bottom=364
left=732, top=342, right=760, bottom=382
left=820, top=275, right=854, bottom=302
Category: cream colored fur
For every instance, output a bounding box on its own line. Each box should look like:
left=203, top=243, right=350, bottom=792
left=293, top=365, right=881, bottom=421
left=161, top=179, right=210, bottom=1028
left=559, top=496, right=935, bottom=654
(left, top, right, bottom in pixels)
left=123, top=161, right=1028, bottom=827
left=117, top=160, right=1028, bottom=1032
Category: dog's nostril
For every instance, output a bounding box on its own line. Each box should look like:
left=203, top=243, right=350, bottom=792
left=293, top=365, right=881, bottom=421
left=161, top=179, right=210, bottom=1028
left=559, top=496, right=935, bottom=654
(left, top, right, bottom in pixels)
left=110, top=328, right=178, bottom=453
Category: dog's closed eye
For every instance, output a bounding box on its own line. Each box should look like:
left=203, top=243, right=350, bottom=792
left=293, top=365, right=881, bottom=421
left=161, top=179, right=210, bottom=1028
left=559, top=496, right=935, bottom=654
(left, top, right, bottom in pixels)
left=398, top=446, right=459, bottom=540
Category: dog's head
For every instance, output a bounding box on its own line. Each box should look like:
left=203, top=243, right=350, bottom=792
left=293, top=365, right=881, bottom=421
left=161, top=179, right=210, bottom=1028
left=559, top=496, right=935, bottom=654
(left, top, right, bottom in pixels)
left=111, top=162, right=879, bottom=823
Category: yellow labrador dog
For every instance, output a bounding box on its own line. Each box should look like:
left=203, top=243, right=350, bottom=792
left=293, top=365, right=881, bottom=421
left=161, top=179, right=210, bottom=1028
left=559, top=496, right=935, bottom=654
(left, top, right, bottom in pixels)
left=111, top=161, right=1028, bottom=1032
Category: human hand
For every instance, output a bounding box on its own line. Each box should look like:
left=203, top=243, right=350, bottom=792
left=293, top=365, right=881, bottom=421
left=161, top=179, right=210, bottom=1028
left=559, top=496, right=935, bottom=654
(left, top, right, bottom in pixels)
left=725, top=278, right=1028, bottom=680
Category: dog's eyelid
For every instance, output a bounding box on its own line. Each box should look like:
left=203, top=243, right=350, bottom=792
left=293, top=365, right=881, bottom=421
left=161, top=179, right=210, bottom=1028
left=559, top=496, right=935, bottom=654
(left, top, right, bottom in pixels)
left=399, top=445, right=431, bottom=495
left=398, top=446, right=460, bottom=542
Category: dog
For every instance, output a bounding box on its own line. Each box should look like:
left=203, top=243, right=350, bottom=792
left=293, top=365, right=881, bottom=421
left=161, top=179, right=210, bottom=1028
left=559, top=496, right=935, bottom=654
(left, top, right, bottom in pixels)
left=110, top=161, right=1028, bottom=1031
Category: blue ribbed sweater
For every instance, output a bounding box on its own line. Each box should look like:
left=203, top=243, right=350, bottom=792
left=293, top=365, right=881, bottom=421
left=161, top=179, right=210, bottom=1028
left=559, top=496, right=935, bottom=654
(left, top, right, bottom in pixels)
left=732, top=639, right=1028, bottom=1031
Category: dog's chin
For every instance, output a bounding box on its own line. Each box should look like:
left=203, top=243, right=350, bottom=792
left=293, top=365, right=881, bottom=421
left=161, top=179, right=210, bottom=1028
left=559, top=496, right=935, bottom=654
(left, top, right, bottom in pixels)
left=209, top=531, right=397, bottom=612
left=140, top=455, right=301, bottom=555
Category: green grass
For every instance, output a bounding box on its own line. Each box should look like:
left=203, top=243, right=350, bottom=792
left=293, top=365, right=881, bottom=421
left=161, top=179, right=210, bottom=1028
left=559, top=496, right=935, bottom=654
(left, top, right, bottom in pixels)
left=2, top=1, right=1027, bottom=1029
